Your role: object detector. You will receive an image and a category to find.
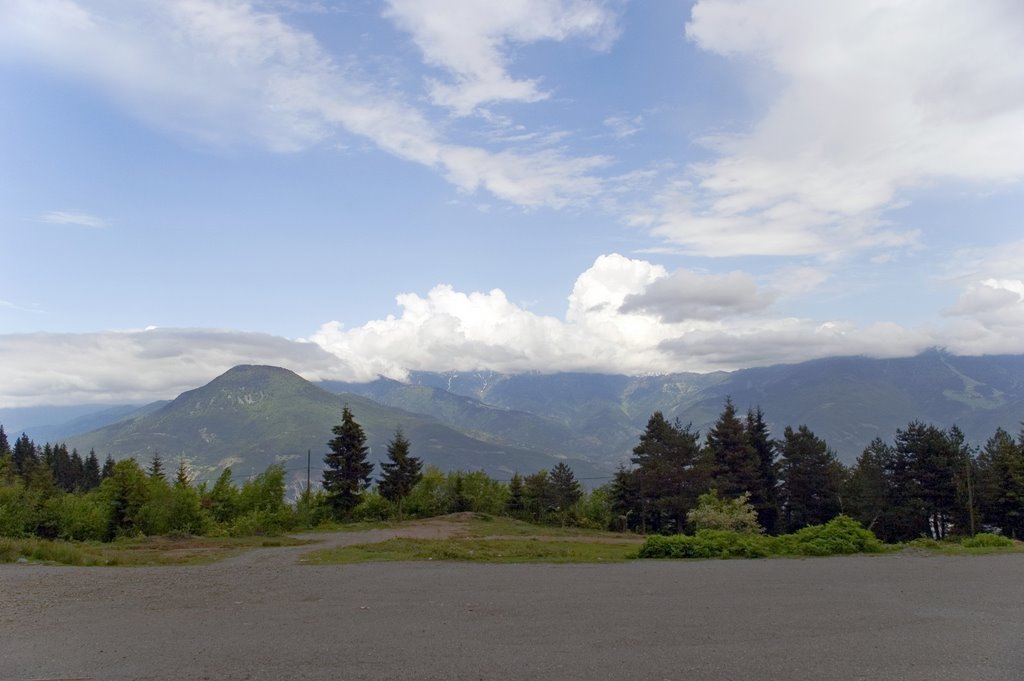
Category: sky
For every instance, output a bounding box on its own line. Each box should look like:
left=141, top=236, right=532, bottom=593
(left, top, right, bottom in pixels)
left=2, top=0, right=1024, bottom=408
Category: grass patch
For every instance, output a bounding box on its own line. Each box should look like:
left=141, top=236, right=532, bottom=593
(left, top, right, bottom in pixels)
left=304, top=537, right=636, bottom=564
left=904, top=534, right=1024, bottom=556
left=465, top=513, right=639, bottom=540
left=0, top=534, right=311, bottom=566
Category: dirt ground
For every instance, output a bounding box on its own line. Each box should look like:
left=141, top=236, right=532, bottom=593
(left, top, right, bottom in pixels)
left=2, top=520, right=1023, bottom=680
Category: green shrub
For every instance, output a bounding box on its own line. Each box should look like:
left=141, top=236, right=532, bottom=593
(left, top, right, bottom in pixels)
left=638, top=530, right=772, bottom=559
left=48, top=492, right=108, bottom=542
left=351, top=492, right=393, bottom=522
left=687, top=490, right=763, bottom=534
left=775, top=515, right=884, bottom=556
left=0, top=482, right=37, bottom=537
left=961, top=532, right=1014, bottom=548
left=637, top=515, right=883, bottom=560
left=228, top=508, right=292, bottom=537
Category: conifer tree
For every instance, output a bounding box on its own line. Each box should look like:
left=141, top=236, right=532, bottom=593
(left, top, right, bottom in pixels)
left=148, top=452, right=166, bottom=481
left=101, top=454, right=116, bottom=480
left=0, top=425, right=9, bottom=455
left=630, top=411, right=703, bottom=533
left=505, top=473, right=525, bottom=518
left=777, top=425, right=844, bottom=531
left=523, top=470, right=551, bottom=522
left=12, top=433, right=37, bottom=477
left=550, top=462, right=582, bottom=526
left=82, top=450, right=102, bottom=491
left=746, top=407, right=779, bottom=534
left=323, top=406, right=374, bottom=518
left=378, top=428, right=422, bottom=521
left=975, top=428, right=1024, bottom=538
left=705, top=399, right=761, bottom=500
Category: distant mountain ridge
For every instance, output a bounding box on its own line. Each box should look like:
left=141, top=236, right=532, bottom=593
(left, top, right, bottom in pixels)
left=17, top=351, right=1024, bottom=477
left=63, top=365, right=606, bottom=485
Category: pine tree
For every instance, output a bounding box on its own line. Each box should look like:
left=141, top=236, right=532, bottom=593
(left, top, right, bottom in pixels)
left=550, top=462, right=582, bottom=525
left=82, top=450, right=102, bottom=491
left=630, top=411, right=703, bottom=533
left=12, top=433, right=37, bottom=477
left=523, top=470, right=551, bottom=523
left=777, top=425, right=844, bottom=531
left=976, top=428, right=1024, bottom=538
left=378, top=428, right=422, bottom=521
left=148, top=452, right=166, bottom=481
left=174, top=460, right=192, bottom=488
left=0, top=425, right=9, bottom=455
left=101, top=454, right=116, bottom=480
left=746, top=407, right=779, bottom=534
left=844, top=438, right=893, bottom=536
left=705, top=398, right=761, bottom=500
left=323, top=406, right=374, bottom=518
left=505, top=473, right=525, bottom=518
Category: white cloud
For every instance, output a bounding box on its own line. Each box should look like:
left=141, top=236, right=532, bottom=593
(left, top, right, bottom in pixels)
left=639, top=0, right=1024, bottom=258
left=0, top=328, right=348, bottom=407
left=0, top=0, right=607, bottom=209
left=603, top=114, right=643, bottom=139
left=6, top=255, right=1024, bottom=406
left=384, top=0, right=620, bottom=115
left=620, top=269, right=774, bottom=322
left=38, top=210, right=108, bottom=228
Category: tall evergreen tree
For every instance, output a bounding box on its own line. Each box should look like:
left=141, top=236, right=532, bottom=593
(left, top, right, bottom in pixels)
left=550, top=462, right=582, bottom=525
left=976, top=428, right=1024, bottom=538
left=523, top=470, right=551, bottom=522
left=610, top=464, right=642, bottom=532
left=101, top=454, right=116, bottom=480
left=323, top=406, right=374, bottom=517
left=894, top=422, right=970, bottom=540
left=378, top=428, right=422, bottom=521
left=777, top=425, right=844, bottom=531
left=12, top=433, right=37, bottom=477
left=505, top=473, right=525, bottom=519
left=82, top=450, right=102, bottom=491
left=0, top=425, right=9, bottom=455
left=745, top=407, right=779, bottom=534
left=148, top=452, right=166, bottom=481
left=705, top=399, right=761, bottom=499
left=630, top=411, right=703, bottom=533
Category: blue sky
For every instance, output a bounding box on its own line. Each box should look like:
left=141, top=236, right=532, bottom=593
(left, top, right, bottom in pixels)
left=2, top=0, right=1024, bottom=407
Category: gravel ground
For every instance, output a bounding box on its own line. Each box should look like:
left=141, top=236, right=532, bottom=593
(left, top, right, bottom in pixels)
left=2, top=524, right=1022, bottom=681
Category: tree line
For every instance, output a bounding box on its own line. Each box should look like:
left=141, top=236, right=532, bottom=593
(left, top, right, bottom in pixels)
left=611, top=399, right=1024, bottom=542
left=3, top=399, right=1022, bottom=544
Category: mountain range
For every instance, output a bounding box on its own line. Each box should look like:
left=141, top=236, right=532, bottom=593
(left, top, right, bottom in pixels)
left=5, top=350, right=1024, bottom=487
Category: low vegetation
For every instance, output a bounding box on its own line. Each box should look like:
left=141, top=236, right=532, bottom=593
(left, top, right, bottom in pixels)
left=3, top=399, right=1024, bottom=566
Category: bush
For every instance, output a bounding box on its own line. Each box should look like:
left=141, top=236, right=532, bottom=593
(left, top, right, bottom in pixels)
left=961, top=532, right=1014, bottom=548
left=637, top=515, right=884, bottom=560
left=48, top=492, right=108, bottom=542
left=687, top=490, right=763, bottom=534
left=228, top=508, right=292, bottom=537
left=775, top=516, right=884, bottom=556
left=0, top=481, right=37, bottom=537
left=638, top=530, right=772, bottom=559
left=351, top=492, right=393, bottom=522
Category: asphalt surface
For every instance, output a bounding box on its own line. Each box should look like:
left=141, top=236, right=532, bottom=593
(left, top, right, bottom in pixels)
left=2, top=527, right=1022, bottom=681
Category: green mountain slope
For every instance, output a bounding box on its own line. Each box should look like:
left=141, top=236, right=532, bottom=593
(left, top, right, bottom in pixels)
left=407, top=351, right=1024, bottom=463
left=65, top=366, right=606, bottom=484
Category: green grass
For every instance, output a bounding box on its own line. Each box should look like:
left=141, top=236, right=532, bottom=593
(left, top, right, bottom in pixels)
left=903, top=534, right=1024, bottom=556
left=0, top=534, right=311, bottom=566
left=303, top=537, right=637, bottom=564
left=465, top=513, right=641, bottom=540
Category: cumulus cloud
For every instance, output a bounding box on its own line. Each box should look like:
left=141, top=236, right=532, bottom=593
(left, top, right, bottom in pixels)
left=637, top=0, right=1024, bottom=258
left=6, top=255, right=1024, bottom=407
left=384, top=0, right=619, bottom=115
left=38, top=210, right=108, bottom=228
left=620, top=269, right=774, bottom=322
left=0, top=0, right=607, bottom=208
left=0, top=328, right=348, bottom=407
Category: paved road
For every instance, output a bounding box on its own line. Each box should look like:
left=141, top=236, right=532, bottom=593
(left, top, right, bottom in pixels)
left=2, top=529, right=1022, bottom=680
